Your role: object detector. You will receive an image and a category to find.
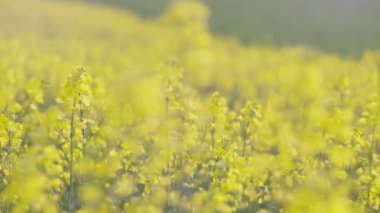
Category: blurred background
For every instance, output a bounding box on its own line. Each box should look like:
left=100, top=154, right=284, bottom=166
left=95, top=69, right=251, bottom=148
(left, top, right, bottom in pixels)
left=78, top=0, right=380, bottom=57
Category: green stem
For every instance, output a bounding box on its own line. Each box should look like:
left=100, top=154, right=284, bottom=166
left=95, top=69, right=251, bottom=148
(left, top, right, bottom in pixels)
left=68, top=100, right=76, bottom=213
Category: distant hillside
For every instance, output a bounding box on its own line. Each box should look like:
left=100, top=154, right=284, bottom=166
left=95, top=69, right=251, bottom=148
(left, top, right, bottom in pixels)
left=79, top=0, right=380, bottom=56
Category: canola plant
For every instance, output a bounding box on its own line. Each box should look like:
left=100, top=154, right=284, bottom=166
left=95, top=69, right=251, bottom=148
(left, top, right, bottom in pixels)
left=0, top=0, right=379, bottom=212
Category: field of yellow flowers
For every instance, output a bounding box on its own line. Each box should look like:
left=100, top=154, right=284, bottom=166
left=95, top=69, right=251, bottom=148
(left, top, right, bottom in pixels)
left=0, top=0, right=379, bottom=212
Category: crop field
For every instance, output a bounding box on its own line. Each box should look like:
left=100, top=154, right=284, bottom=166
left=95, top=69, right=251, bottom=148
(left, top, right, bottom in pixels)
left=0, top=0, right=379, bottom=212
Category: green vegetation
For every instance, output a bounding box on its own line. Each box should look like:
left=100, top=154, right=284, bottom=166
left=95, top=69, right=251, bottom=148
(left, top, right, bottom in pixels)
left=80, top=0, right=380, bottom=55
